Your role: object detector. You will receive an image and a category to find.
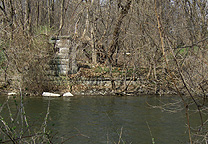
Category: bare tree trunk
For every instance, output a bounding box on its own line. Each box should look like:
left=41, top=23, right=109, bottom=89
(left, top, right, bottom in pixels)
left=70, top=41, right=79, bottom=74
left=81, top=1, right=97, bottom=64
left=91, top=27, right=97, bottom=64
left=47, top=0, right=51, bottom=27
left=88, top=3, right=97, bottom=64
left=59, top=0, right=65, bottom=34
left=9, top=0, right=15, bottom=39
left=36, top=1, right=39, bottom=27
left=48, top=0, right=55, bottom=28
left=39, top=0, right=43, bottom=26
left=51, top=0, right=55, bottom=28
left=25, top=0, right=31, bottom=33
left=107, top=0, right=132, bottom=64
left=38, top=1, right=46, bottom=26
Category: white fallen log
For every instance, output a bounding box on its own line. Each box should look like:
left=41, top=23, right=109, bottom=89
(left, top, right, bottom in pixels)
left=63, top=92, right=73, bottom=97
left=42, top=92, right=61, bottom=97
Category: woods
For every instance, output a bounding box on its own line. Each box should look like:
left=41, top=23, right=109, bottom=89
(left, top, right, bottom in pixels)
left=1, top=0, right=207, bottom=95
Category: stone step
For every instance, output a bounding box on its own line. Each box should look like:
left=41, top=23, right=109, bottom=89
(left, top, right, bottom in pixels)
left=56, top=40, right=70, bottom=47
left=49, top=59, right=69, bottom=65
left=59, top=47, right=70, bottom=53
left=57, top=53, right=69, bottom=59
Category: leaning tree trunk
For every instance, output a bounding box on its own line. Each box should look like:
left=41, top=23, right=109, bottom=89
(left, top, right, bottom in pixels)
left=107, top=0, right=132, bottom=64
left=25, top=0, right=32, bottom=33
left=59, top=0, right=65, bottom=34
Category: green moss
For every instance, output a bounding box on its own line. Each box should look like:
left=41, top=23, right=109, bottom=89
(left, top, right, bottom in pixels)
left=177, top=46, right=199, bottom=55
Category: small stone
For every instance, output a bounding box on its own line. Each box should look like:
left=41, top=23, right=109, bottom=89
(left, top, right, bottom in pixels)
left=63, top=92, right=73, bottom=97
left=42, top=92, right=61, bottom=97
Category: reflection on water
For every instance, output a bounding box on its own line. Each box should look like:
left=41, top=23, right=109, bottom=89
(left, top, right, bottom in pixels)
left=0, top=95, right=193, bottom=143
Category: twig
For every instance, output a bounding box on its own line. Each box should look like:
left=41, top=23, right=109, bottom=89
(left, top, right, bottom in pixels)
left=60, top=127, right=89, bottom=144
left=146, top=121, right=155, bottom=144
left=118, top=126, right=123, bottom=144
left=41, top=100, right=50, bottom=133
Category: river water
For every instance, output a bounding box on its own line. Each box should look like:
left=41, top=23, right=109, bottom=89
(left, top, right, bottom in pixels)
left=1, top=95, right=201, bottom=143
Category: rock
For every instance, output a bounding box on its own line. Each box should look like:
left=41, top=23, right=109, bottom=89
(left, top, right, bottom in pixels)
left=42, top=92, right=61, bottom=97
left=63, top=92, right=73, bottom=97
left=8, top=92, right=17, bottom=96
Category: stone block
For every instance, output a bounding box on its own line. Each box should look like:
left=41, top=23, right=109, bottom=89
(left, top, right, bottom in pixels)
left=52, top=59, right=69, bottom=65
left=56, top=40, right=70, bottom=47
left=57, top=53, right=69, bottom=59
left=59, top=59, right=69, bottom=65
left=58, top=65, right=69, bottom=71
left=59, top=48, right=69, bottom=53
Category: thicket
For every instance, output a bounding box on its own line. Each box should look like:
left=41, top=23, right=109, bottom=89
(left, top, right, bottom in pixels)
left=0, top=0, right=207, bottom=95
left=0, top=26, right=57, bottom=94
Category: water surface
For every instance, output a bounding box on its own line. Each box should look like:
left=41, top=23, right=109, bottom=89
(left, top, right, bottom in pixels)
left=0, top=95, right=193, bottom=143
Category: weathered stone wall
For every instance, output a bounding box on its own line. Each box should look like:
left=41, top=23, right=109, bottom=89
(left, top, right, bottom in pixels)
left=50, top=36, right=74, bottom=75
left=48, top=76, right=142, bottom=95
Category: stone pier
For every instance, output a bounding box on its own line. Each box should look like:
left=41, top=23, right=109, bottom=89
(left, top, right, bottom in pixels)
left=49, top=36, right=77, bottom=75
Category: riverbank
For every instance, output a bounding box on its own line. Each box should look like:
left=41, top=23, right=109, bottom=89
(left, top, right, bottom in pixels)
left=51, top=64, right=182, bottom=96
left=0, top=64, right=181, bottom=97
